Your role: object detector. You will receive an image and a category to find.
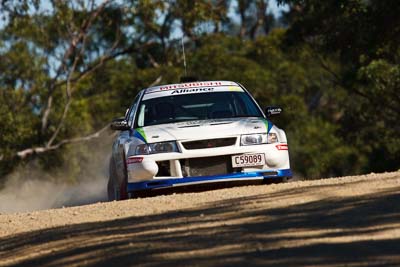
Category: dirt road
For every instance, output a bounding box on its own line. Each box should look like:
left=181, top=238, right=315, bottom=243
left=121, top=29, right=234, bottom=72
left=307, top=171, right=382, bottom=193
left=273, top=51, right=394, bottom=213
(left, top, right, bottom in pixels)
left=1, top=171, right=400, bottom=266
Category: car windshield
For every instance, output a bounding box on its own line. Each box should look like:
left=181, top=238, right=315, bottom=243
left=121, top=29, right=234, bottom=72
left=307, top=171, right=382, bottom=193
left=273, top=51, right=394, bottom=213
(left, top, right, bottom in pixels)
left=136, top=91, right=263, bottom=127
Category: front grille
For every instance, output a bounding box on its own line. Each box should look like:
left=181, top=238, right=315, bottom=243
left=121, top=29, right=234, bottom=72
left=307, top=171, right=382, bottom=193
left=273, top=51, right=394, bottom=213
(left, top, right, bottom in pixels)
left=181, top=155, right=236, bottom=177
left=157, top=161, right=171, bottom=176
left=182, top=138, right=236, bottom=150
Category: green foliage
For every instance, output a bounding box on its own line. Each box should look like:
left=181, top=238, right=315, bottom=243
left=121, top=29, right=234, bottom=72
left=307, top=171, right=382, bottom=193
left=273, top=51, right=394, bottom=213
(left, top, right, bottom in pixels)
left=279, top=0, right=400, bottom=174
left=0, top=0, right=398, bottom=183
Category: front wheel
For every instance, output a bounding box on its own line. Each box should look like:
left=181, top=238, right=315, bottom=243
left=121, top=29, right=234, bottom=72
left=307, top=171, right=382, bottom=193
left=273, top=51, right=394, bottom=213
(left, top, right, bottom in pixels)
left=107, top=157, right=128, bottom=201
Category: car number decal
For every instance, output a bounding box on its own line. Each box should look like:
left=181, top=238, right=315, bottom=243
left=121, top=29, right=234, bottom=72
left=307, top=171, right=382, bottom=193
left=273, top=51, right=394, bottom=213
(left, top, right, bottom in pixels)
left=232, top=153, right=266, bottom=168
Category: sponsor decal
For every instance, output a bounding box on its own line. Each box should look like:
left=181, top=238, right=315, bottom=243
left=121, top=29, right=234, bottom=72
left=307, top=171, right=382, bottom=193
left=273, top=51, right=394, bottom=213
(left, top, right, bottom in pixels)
left=228, top=86, right=242, bottom=92
left=159, top=81, right=222, bottom=91
left=171, top=87, right=214, bottom=95
left=276, top=144, right=288, bottom=150
left=143, top=84, right=244, bottom=100
left=126, top=157, right=143, bottom=164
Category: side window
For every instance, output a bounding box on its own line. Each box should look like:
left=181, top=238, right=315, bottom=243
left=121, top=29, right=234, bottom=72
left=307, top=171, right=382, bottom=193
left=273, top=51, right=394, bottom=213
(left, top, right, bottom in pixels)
left=126, top=92, right=142, bottom=127
left=137, top=104, right=146, bottom=127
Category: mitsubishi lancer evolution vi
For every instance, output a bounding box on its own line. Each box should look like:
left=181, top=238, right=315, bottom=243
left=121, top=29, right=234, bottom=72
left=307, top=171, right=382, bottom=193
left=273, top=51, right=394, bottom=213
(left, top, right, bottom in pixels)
left=108, top=81, right=291, bottom=200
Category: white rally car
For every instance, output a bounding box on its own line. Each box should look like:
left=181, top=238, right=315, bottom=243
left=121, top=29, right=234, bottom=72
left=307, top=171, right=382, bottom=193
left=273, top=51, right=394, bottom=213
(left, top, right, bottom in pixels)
left=108, top=81, right=291, bottom=200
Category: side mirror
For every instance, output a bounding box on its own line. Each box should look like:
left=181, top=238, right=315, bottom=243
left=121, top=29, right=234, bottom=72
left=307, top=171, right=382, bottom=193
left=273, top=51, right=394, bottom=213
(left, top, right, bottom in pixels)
left=265, top=106, right=282, bottom=118
left=110, top=117, right=130, bottom=131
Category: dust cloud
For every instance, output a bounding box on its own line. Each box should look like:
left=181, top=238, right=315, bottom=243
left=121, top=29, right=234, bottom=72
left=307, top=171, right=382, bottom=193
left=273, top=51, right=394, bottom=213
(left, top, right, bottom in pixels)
left=0, top=173, right=108, bottom=213
left=0, top=136, right=113, bottom=214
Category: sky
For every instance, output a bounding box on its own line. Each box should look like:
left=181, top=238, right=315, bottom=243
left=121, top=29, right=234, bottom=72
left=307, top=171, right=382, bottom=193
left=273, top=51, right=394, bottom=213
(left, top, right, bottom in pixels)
left=266, top=0, right=289, bottom=15
left=0, top=0, right=289, bottom=23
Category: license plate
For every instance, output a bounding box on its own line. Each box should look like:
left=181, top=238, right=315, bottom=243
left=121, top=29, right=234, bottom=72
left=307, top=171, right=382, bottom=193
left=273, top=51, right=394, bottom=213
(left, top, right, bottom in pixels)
left=231, top=153, right=266, bottom=168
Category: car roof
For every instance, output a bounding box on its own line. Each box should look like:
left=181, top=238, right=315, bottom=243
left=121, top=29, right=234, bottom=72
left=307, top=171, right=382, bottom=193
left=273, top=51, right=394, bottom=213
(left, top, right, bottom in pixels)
left=142, top=80, right=244, bottom=100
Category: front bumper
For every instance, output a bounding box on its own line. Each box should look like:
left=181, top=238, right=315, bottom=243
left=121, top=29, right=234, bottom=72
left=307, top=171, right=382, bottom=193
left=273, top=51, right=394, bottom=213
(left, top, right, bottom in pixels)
left=126, top=143, right=291, bottom=183
left=127, top=168, right=292, bottom=192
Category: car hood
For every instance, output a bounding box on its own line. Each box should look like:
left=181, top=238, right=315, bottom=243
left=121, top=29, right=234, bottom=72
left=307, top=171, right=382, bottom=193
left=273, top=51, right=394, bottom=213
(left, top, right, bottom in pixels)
left=139, top=117, right=271, bottom=143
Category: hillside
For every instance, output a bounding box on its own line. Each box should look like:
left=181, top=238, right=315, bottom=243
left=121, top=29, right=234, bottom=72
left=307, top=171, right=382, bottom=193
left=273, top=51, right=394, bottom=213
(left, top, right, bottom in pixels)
left=1, top=171, right=399, bottom=266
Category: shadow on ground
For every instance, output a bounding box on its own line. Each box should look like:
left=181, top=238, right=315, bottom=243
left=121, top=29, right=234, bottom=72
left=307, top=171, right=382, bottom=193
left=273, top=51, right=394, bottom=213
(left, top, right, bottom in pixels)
left=1, top=182, right=400, bottom=267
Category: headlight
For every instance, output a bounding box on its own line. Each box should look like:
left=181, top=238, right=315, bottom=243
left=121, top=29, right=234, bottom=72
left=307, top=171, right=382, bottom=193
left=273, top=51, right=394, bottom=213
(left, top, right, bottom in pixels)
left=241, top=133, right=267, bottom=145
left=240, top=133, right=278, bottom=146
left=135, top=141, right=179, bottom=155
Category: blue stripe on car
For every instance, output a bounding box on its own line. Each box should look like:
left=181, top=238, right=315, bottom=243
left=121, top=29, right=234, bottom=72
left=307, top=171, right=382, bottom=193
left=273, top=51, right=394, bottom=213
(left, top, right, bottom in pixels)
left=127, top=169, right=292, bottom=192
left=133, top=130, right=146, bottom=143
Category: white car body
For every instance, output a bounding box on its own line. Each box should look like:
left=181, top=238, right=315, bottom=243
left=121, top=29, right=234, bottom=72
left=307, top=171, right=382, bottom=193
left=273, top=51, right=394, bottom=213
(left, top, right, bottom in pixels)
left=108, top=81, right=291, bottom=200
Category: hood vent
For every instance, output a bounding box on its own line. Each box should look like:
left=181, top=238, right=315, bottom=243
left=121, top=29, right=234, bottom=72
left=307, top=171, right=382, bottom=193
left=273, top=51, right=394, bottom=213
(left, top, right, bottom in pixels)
left=182, top=137, right=237, bottom=150
left=178, top=125, right=200, bottom=128
left=209, top=121, right=233, bottom=126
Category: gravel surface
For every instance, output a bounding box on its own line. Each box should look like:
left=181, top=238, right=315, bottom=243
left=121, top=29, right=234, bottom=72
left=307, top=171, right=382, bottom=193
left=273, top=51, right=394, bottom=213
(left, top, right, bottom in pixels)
left=1, top=171, right=400, bottom=266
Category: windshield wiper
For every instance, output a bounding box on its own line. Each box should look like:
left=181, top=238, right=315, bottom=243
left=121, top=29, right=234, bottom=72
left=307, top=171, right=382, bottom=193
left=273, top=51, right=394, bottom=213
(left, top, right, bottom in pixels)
left=231, top=115, right=263, bottom=118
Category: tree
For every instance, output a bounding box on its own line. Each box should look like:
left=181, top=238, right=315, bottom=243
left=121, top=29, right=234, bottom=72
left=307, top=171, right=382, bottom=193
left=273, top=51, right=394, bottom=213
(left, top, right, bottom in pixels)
left=1, top=0, right=397, bottom=181
left=277, top=0, right=400, bottom=173
left=0, top=0, right=229, bottom=177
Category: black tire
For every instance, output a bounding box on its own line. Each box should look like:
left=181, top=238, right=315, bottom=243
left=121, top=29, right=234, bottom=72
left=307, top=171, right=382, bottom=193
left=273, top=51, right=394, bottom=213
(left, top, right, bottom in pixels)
left=119, top=154, right=128, bottom=200
left=107, top=179, right=115, bottom=201
left=107, top=157, right=118, bottom=201
left=107, top=156, right=128, bottom=201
